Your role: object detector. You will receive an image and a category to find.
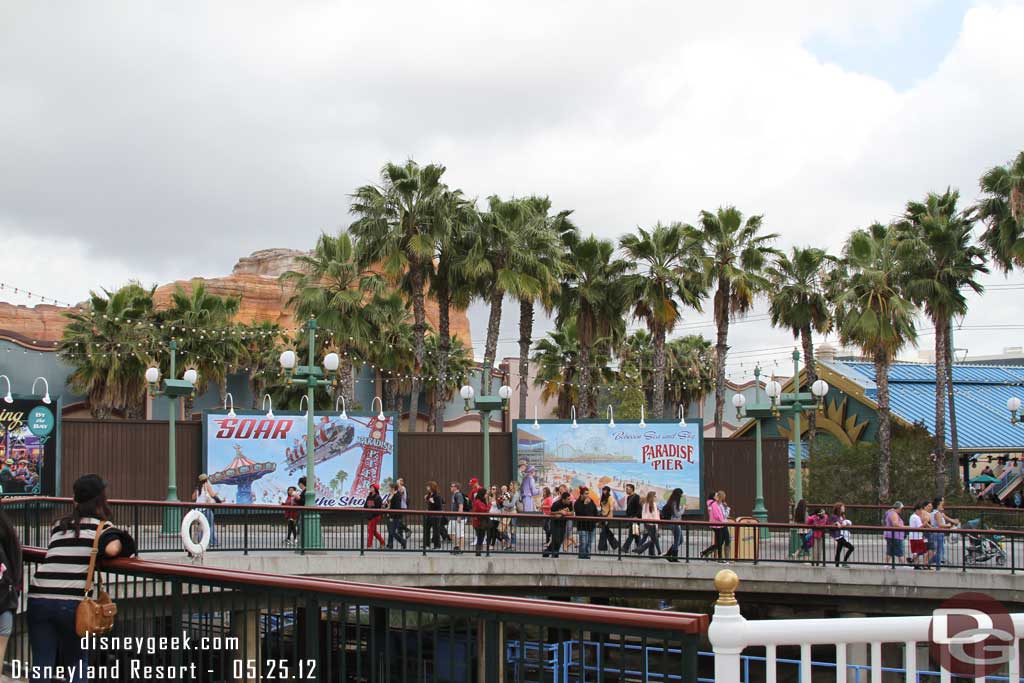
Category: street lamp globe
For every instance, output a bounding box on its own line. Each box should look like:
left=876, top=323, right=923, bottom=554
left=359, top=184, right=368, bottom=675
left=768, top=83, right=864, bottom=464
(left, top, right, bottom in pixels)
left=766, top=380, right=782, bottom=399
left=497, top=385, right=512, bottom=400
left=731, top=394, right=746, bottom=409
left=1009, top=397, right=1022, bottom=413
left=183, top=369, right=198, bottom=385
left=323, top=352, right=340, bottom=372
left=279, top=350, right=297, bottom=370
left=811, top=379, right=829, bottom=398
left=460, top=385, right=475, bottom=400
left=145, top=367, right=160, bottom=384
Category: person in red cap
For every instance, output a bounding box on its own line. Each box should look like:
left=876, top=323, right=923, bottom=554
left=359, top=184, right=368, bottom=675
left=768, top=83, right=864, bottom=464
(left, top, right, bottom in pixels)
left=468, top=478, right=483, bottom=501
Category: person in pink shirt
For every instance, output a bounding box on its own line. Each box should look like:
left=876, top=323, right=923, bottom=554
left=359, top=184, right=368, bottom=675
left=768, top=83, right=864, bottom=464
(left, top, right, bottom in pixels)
left=700, top=490, right=729, bottom=560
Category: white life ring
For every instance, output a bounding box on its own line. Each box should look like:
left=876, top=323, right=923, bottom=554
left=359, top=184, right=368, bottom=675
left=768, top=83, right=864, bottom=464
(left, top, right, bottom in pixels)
left=181, top=509, right=211, bottom=556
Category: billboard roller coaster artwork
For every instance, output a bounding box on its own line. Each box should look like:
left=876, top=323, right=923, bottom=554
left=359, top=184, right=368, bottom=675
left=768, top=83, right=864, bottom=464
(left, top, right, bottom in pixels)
left=203, top=411, right=396, bottom=507
left=513, top=419, right=704, bottom=514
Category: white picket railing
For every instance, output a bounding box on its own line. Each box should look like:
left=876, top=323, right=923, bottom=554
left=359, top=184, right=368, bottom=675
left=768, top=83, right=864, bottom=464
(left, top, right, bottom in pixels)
left=708, top=570, right=1024, bottom=683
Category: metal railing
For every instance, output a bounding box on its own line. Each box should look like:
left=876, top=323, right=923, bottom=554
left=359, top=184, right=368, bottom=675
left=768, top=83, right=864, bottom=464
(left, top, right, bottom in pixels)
left=708, top=569, right=1024, bottom=682
left=809, top=502, right=1024, bottom=531
left=4, top=497, right=1024, bottom=573
left=6, top=546, right=706, bottom=682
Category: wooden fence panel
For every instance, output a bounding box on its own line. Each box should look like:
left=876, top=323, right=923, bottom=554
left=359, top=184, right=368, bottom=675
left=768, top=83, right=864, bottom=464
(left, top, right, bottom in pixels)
left=395, top=432, right=512, bottom=508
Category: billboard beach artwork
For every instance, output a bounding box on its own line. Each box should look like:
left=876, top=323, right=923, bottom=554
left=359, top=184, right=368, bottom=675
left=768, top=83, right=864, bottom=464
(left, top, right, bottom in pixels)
left=203, top=411, right=396, bottom=507
left=514, top=419, right=703, bottom=513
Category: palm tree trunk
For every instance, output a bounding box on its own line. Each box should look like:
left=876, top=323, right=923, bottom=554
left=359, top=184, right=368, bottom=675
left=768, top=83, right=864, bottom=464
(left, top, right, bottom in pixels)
left=946, top=318, right=961, bottom=491
left=481, top=289, right=503, bottom=395
left=875, top=351, right=892, bottom=504
left=382, top=374, right=396, bottom=414
left=433, top=278, right=451, bottom=433
left=427, top=388, right=437, bottom=432
left=578, top=314, right=593, bottom=418
left=518, top=298, right=534, bottom=419
left=932, top=319, right=948, bottom=497
left=651, top=325, right=666, bottom=419
left=800, top=326, right=817, bottom=457
left=713, top=280, right=730, bottom=437
left=408, top=264, right=426, bottom=432
left=339, top=355, right=355, bottom=410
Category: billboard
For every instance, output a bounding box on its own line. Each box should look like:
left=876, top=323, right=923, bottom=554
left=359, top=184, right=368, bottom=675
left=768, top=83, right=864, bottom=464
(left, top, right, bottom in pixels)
left=513, top=419, right=704, bottom=514
left=203, top=410, right=396, bottom=507
left=0, top=396, right=60, bottom=496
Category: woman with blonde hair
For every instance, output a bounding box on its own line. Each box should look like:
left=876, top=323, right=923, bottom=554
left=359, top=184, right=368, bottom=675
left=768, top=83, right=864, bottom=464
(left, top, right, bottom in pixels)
left=635, top=491, right=662, bottom=556
left=700, top=490, right=729, bottom=560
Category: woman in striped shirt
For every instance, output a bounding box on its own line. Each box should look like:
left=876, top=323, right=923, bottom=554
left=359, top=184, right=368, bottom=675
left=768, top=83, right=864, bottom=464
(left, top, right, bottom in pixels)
left=28, top=474, right=122, bottom=682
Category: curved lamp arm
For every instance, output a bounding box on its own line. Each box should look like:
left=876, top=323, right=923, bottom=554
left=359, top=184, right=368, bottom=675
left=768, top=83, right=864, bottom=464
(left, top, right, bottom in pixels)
left=32, top=377, right=51, bottom=405
left=223, top=392, right=235, bottom=418
left=639, top=403, right=646, bottom=428
left=606, top=405, right=615, bottom=428
left=0, top=375, right=12, bottom=404
left=371, top=396, right=384, bottom=420
left=299, top=395, right=308, bottom=417
left=262, top=394, right=274, bottom=419
left=335, top=396, right=348, bottom=419
left=570, top=405, right=578, bottom=429
left=532, top=405, right=540, bottom=430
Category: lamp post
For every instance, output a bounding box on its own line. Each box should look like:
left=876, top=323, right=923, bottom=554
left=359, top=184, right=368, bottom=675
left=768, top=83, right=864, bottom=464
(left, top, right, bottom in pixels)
left=279, top=318, right=340, bottom=550
left=460, top=382, right=512, bottom=488
left=1009, top=397, right=1023, bottom=425
left=145, top=340, right=198, bottom=533
left=731, top=367, right=768, bottom=522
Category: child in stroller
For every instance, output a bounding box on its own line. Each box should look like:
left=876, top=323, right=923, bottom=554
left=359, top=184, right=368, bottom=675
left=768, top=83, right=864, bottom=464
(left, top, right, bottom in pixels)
left=963, top=519, right=1007, bottom=566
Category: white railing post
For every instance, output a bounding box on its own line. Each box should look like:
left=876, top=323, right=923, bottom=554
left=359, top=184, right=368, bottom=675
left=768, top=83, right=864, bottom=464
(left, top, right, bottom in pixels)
left=708, top=569, right=746, bottom=683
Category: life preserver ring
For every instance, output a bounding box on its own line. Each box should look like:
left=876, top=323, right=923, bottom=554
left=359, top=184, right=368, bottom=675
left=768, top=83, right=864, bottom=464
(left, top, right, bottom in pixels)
left=181, top=509, right=211, bottom=556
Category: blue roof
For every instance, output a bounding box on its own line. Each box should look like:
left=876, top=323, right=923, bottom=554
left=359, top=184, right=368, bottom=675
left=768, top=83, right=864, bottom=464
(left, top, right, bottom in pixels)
left=824, top=361, right=1024, bottom=452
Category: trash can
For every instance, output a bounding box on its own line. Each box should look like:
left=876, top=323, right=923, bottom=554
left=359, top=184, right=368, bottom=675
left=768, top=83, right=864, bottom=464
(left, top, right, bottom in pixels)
left=732, top=516, right=760, bottom=561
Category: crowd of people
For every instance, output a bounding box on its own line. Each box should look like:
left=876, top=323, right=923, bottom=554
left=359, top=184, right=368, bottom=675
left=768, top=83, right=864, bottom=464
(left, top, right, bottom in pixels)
left=881, top=498, right=961, bottom=570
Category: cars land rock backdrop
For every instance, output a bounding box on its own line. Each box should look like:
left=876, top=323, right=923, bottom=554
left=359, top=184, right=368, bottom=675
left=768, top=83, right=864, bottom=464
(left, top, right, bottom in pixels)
left=514, top=419, right=704, bottom=514
left=203, top=410, right=396, bottom=507
left=0, top=396, right=59, bottom=496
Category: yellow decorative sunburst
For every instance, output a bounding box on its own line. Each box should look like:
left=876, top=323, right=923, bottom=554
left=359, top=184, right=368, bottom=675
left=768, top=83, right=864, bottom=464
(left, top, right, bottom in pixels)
left=777, top=396, right=869, bottom=446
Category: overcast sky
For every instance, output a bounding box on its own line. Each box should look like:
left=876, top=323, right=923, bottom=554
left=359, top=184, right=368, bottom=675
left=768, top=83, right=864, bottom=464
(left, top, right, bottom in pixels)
left=2, top=1, right=1023, bottom=382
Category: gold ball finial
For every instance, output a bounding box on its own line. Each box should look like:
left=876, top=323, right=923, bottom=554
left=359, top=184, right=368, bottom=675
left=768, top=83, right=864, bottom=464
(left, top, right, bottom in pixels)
left=714, top=569, right=739, bottom=606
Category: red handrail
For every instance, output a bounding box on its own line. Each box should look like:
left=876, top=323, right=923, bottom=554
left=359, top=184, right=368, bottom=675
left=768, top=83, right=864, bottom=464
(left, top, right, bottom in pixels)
left=19, top=547, right=708, bottom=634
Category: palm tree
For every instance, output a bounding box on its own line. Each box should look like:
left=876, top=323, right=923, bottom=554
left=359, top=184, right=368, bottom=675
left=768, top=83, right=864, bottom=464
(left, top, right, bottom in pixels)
left=364, top=293, right=415, bottom=414
left=465, top=196, right=547, bottom=395
left=239, top=321, right=285, bottom=409
left=350, top=160, right=448, bottom=431
left=897, top=189, right=987, bottom=496
left=516, top=196, right=576, bottom=420
left=977, top=151, right=1024, bottom=272
left=686, top=207, right=779, bottom=437
left=620, top=223, right=706, bottom=417
left=559, top=236, right=630, bottom=417
left=159, top=280, right=242, bottom=418
left=619, top=329, right=654, bottom=403
left=281, top=230, right=384, bottom=407
left=58, top=283, right=156, bottom=419
left=427, top=188, right=478, bottom=432
left=766, top=247, right=836, bottom=455
left=665, top=335, right=715, bottom=419
left=833, top=223, right=918, bottom=502
left=423, top=333, right=473, bottom=430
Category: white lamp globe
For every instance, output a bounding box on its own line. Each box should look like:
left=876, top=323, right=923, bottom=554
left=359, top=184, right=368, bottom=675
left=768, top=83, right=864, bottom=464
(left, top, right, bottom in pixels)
left=811, top=379, right=829, bottom=397
left=323, top=352, right=340, bottom=372
left=460, top=385, right=475, bottom=400
left=731, top=394, right=746, bottom=409
left=183, top=369, right=198, bottom=385
left=145, top=367, right=160, bottom=384
left=498, top=385, right=512, bottom=400
left=766, top=380, right=782, bottom=399
left=1009, top=397, right=1022, bottom=413
left=279, top=350, right=296, bottom=370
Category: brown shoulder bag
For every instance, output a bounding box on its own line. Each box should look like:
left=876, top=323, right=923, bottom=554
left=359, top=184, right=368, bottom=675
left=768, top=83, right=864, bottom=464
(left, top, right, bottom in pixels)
left=75, top=521, right=118, bottom=636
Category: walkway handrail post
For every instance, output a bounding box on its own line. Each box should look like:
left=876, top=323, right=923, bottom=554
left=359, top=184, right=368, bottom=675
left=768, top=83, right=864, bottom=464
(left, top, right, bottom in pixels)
left=708, top=569, right=745, bottom=683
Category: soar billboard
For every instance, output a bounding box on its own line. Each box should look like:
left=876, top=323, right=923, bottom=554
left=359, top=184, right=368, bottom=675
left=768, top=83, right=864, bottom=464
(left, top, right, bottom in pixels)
left=0, top=396, right=59, bottom=496
left=203, top=410, right=396, bottom=507
left=513, top=419, right=704, bottom=514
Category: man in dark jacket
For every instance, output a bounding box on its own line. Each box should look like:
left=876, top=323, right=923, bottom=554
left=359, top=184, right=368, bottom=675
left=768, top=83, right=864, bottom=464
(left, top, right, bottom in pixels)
left=543, top=491, right=573, bottom=558
left=621, top=484, right=642, bottom=553
left=573, top=486, right=598, bottom=559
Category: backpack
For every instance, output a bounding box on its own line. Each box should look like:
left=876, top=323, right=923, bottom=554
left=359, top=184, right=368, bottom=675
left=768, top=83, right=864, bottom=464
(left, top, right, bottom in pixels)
left=458, top=491, right=472, bottom=513
left=0, top=541, right=19, bottom=613
left=659, top=503, right=674, bottom=521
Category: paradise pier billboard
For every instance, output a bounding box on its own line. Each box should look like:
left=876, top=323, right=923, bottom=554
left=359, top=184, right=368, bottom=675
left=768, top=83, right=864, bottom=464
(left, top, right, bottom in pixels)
left=513, top=419, right=704, bottom=515
left=202, top=410, right=396, bottom=507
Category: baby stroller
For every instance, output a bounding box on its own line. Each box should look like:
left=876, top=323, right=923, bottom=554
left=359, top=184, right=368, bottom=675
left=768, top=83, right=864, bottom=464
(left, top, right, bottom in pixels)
left=964, top=519, right=1007, bottom=566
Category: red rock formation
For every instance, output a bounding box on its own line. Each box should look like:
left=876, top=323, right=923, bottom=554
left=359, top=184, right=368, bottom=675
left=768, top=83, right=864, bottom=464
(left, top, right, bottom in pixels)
left=0, top=249, right=474, bottom=351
